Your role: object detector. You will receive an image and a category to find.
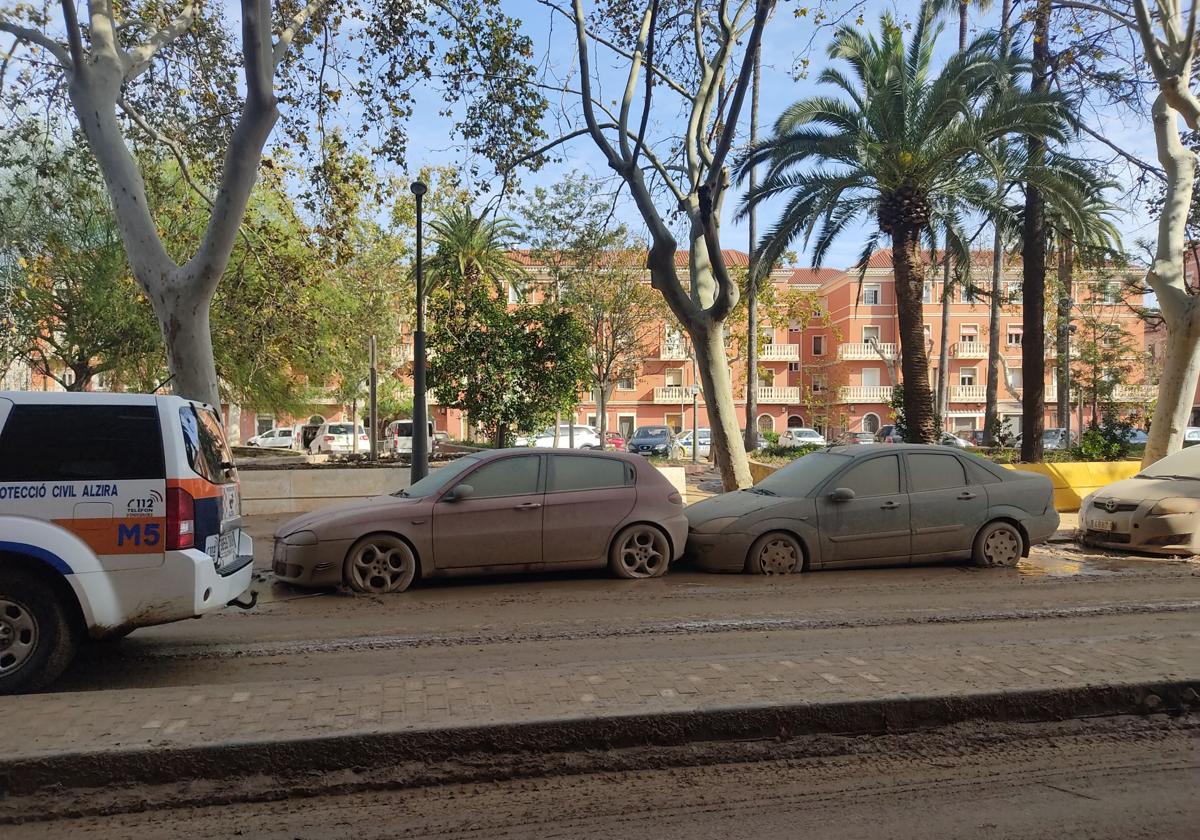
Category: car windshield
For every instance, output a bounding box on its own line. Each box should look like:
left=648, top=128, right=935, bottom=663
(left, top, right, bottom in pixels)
left=1136, top=446, right=1200, bottom=480
left=796, top=429, right=820, bottom=438
left=1042, top=429, right=1063, bottom=440
left=635, top=427, right=668, bottom=439
left=396, top=455, right=482, bottom=497
left=753, top=451, right=851, bottom=497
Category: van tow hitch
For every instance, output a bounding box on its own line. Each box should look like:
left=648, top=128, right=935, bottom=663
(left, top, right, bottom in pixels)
left=227, top=591, right=258, bottom=610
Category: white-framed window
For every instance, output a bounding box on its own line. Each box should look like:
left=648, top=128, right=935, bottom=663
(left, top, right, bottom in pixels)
left=1008, top=367, right=1023, bottom=389
left=757, top=414, right=775, bottom=433
left=812, top=374, right=827, bottom=393
left=862, top=412, right=881, bottom=433
left=1006, top=327, right=1022, bottom=347
left=507, top=281, right=524, bottom=304
left=863, top=284, right=881, bottom=306
left=922, top=281, right=933, bottom=304
left=758, top=370, right=776, bottom=388
left=1098, top=280, right=1124, bottom=304
left=960, top=368, right=976, bottom=386
left=863, top=325, right=881, bottom=343
left=960, top=325, right=979, bottom=343
left=617, top=375, right=636, bottom=391
left=788, top=362, right=801, bottom=372
left=665, top=367, right=684, bottom=387
left=812, top=335, right=825, bottom=355
left=789, top=320, right=803, bottom=332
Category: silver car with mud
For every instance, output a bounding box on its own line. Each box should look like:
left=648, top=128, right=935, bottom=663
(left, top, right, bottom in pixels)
left=686, top=445, right=1058, bottom=574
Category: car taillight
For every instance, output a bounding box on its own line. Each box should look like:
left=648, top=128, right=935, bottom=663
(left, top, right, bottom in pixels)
left=166, top=487, right=195, bottom=550
left=324, top=435, right=335, bottom=441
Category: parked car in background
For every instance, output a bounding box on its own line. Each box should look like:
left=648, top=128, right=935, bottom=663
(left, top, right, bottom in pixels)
left=273, top=449, right=688, bottom=592
left=1124, top=429, right=1149, bottom=445
left=247, top=427, right=295, bottom=449
left=1078, top=445, right=1200, bottom=555
left=309, top=422, right=369, bottom=455
left=1016, top=428, right=1074, bottom=451
left=677, top=428, right=712, bottom=459
left=686, top=445, right=1057, bottom=575
left=1185, top=428, right=1200, bottom=448
left=0, top=392, right=253, bottom=693
left=836, top=432, right=876, bottom=446
left=516, top=425, right=603, bottom=449
left=433, top=430, right=450, bottom=456
left=292, top=423, right=321, bottom=452
left=940, top=433, right=975, bottom=449
left=875, top=424, right=904, bottom=443
left=780, top=427, right=827, bottom=448
left=627, top=425, right=685, bottom=458
left=605, top=431, right=626, bottom=450
left=384, top=420, right=435, bottom=456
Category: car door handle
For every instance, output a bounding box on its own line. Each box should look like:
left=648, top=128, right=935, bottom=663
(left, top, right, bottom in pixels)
left=880, top=501, right=900, bottom=510
left=957, top=492, right=977, bottom=500
left=514, top=502, right=542, bottom=511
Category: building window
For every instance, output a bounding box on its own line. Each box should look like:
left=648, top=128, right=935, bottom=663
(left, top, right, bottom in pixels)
left=757, top=414, right=775, bottom=433
left=863, top=284, right=881, bottom=306
left=789, top=320, right=803, bottom=332
left=1008, top=367, right=1023, bottom=389
left=812, top=374, right=827, bottom=393
left=863, top=326, right=881, bottom=343
left=1006, top=328, right=1022, bottom=347
left=812, top=335, right=825, bottom=355
left=922, top=282, right=932, bottom=304
left=617, top=375, right=636, bottom=391
left=960, top=368, right=976, bottom=386
left=862, top=412, right=881, bottom=433
left=665, top=367, right=684, bottom=387
left=788, top=362, right=801, bottom=372
left=960, top=326, right=978, bottom=343
left=507, top=281, right=524, bottom=304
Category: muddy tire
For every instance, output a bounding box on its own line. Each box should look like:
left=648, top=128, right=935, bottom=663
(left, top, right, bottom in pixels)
left=972, top=521, right=1024, bottom=568
left=343, top=534, right=417, bottom=594
left=0, top=568, right=78, bottom=695
left=746, top=532, right=804, bottom=575
left=609, top=524, right=671, bottom=579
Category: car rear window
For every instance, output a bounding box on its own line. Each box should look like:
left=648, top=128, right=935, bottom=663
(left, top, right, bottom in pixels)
left=329, top=424, right=355, bottom=434
left=0, top=404, right=164, bottom=481
left=179, top=406, right=233, bottom=484
left=548, top=455, right=632, bottom=492
left=908, top=452, right=967, bottom=492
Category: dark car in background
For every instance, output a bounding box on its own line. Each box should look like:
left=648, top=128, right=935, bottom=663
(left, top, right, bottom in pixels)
left=686, top=445, right=1058, bottom=575
left=626, top=425, right=684, bottom=459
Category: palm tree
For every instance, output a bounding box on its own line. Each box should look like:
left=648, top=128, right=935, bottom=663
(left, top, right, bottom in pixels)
left=426, top=205, right=525, bottom=297
left=740, top=1, right=1070, bottom=442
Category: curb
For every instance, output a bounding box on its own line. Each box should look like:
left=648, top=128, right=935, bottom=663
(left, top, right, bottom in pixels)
left=1, top=679, right=1196, bottom=797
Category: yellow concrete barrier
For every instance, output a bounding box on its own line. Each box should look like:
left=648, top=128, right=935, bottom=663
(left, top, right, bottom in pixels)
left=1000, top=461, right=1141, bottom=513
left=749, top=460, right=779, bottom=484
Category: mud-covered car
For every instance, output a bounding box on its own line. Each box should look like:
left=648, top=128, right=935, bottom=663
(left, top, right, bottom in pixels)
left=686, top=444, right=1058, bottom=574
left=1079, top=445, right=1200, bottom=555
left=273, top=449, right=688, bottom=593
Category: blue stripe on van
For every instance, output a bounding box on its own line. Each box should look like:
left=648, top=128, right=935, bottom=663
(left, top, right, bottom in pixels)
left=0, top=541, right=73, bottom=575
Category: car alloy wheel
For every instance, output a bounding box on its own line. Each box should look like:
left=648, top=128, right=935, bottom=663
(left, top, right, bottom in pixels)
left=345, top=534, right=417, bottom=594
left=0, top=598, right=37, bottom=677
left=973, top=522, right=1022, bottom=568
left=748, top=533, right=802, bottom=575
left=610, top=525, right=670, bottom=579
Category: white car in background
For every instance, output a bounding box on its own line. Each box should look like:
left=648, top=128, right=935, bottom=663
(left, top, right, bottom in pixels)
left=309, top=422, right=369, bottom=455
left=677, top=428, right=712, bottom=459
left=246, top=427, right=295, bottom=449
left=780, top=427, right=827, bottom=447
left=516, top=425, right=603, bottom=449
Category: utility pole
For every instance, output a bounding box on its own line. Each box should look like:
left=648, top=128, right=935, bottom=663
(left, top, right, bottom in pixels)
left=743, top=40, right=762, bottom=453
left=369, top=335, right=378, bottom=461
left=410, top=180, right=430, bottom=482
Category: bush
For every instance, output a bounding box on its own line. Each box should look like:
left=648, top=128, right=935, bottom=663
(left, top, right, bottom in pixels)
left=1070, top=414, right=1138, bottom=462
left=756, top=442, right=821, bottom=462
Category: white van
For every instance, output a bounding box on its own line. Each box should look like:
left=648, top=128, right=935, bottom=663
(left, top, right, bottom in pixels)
left=0, top=392, right=253, bottom=693
left=385, top=419, right=435, bottom=456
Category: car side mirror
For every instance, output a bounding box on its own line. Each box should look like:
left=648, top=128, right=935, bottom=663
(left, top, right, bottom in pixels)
left=829, top=487, right=856, bottom=503
left=444, top=484, right=474, bottom=502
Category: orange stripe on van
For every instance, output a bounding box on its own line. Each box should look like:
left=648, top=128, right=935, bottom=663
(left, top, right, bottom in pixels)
left=167, top=478, right=223, bottom=499
left=52, top=517, right=167, bottom=555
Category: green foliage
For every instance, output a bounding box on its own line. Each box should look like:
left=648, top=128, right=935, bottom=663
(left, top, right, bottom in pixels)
left=1071, top=415, right=1137, bottom=462
left=889, top=385, right=908, bottom=441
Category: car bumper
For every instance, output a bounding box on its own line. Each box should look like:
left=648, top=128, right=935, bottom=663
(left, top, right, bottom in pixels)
left=1077, top=511, right=1198, bottom=555
left=1022, top=508, right=1060, bottom=548
left=683, top=530, right=755, bottom=572
left=272, top=537, right=352, bottom=588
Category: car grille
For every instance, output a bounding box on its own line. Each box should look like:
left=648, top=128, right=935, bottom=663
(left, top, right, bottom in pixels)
left=1086, top=529, right=1130, bottom=544
left=1092, top=499, right=1139, bottom=513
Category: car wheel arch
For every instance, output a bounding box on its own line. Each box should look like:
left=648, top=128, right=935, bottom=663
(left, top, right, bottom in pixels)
left=0, top=550, right=88, bottom=638
left=344, top=530, right=427, bottom=579
left=975, top=516, right=1030, bottom=558
left=743, top=527, right=812, bottom=572
left=611, top=519, right=674, bottom=561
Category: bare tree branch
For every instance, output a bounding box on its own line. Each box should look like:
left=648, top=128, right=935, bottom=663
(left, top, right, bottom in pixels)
left=125, top=3, right=197, bottom=81
left=58, top=0, right=86, bottom=69
left=273, top=0, right=328, bottom=66
left=0, top=20, right=72, bottom=67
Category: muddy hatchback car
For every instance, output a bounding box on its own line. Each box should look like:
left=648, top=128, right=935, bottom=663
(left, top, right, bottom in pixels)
left=273, top=449, right=688, bottom=592
left=686, top=445, right=1058, bottom=574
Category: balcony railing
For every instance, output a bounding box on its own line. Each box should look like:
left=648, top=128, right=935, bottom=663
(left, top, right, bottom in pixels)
left=659, top=341, right=688, bottom=360
left=757, top=386, right=801, bottom=404
left=759, top=343, right=800, bottom=361
left=653, top=385, right=700, bottom=404
left=838, top=341, right=897, bottom=360
left=1113, top=384, right=1157, bottom=402
left=952, top=341, right=988, bottom=359
left=836, top=385, right=895, bottom=403
left=950, top=384, right=987, bottom=402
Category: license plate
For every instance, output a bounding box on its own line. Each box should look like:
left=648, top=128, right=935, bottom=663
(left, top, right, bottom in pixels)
left=1089, top=518, right=1115, bottom=532
left=208, top=529, right=240, bottom=567
left=222, top=484, right=240, bottom=520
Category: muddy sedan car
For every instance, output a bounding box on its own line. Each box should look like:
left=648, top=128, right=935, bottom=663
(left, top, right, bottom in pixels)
left=1079, top=445, right=1200, bottom=555
left=273, top=449, right=688, bottom=593
left=686, top=445, right=1057, bottom=574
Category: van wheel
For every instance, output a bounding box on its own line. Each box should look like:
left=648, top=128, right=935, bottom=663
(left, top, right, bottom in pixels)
left=344, top=534, right=417, bottom=594
left=609, top=524, right=671, bottom=579
left=0, top=569, right=78, bottom=695
left=973, top=521, right=1023, bottom=568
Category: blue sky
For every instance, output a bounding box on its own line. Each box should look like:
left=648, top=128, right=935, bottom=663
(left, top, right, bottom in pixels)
left=390, top=0, right=1161, bottom=270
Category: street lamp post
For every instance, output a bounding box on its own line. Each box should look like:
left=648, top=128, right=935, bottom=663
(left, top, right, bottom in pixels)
left=410, top=180, right=430, bottom=483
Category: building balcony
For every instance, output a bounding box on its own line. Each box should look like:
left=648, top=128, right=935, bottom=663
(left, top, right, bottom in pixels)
left=759, top=343, right=800, bottom=361
left=659, top=342, right=688, bottom=361
left=950, top=384, right=987, bottom=402
left=1113, top=383, right=1157, bottom=402
left=836, top=385, right=894, bottom=404
left=952, top=341, right=988, bottom=359
left=838, top=342, right=897, bottom=360
left=757, top=386, right=801, bottom=404
left=654, top=385, right=701, bottom=404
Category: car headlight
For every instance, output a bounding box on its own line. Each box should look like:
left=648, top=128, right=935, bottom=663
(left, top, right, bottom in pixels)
left=284, top=530, right=318, bottom=546
left=1150, top=497, right=1200, bottom=515
left=691, top=516, right=740, bottom=534
left=654, top=443, right=668, bottom=451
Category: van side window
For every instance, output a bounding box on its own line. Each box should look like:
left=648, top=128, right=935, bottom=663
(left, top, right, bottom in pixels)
left=0, top=405, right=164, bottom=481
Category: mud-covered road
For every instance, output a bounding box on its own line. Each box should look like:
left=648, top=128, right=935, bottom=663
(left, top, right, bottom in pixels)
left=57, top=531, right=1200, bottom=692
left=11, top=715, right=1196, bottom=839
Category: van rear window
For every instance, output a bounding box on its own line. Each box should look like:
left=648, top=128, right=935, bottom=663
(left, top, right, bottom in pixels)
left=179, top=406, right=234, bottom=484
left=0, top=404, right=165, bottom=481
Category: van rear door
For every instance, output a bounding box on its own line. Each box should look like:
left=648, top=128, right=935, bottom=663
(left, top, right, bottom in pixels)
left=174, top=404, right=247, bottom=574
